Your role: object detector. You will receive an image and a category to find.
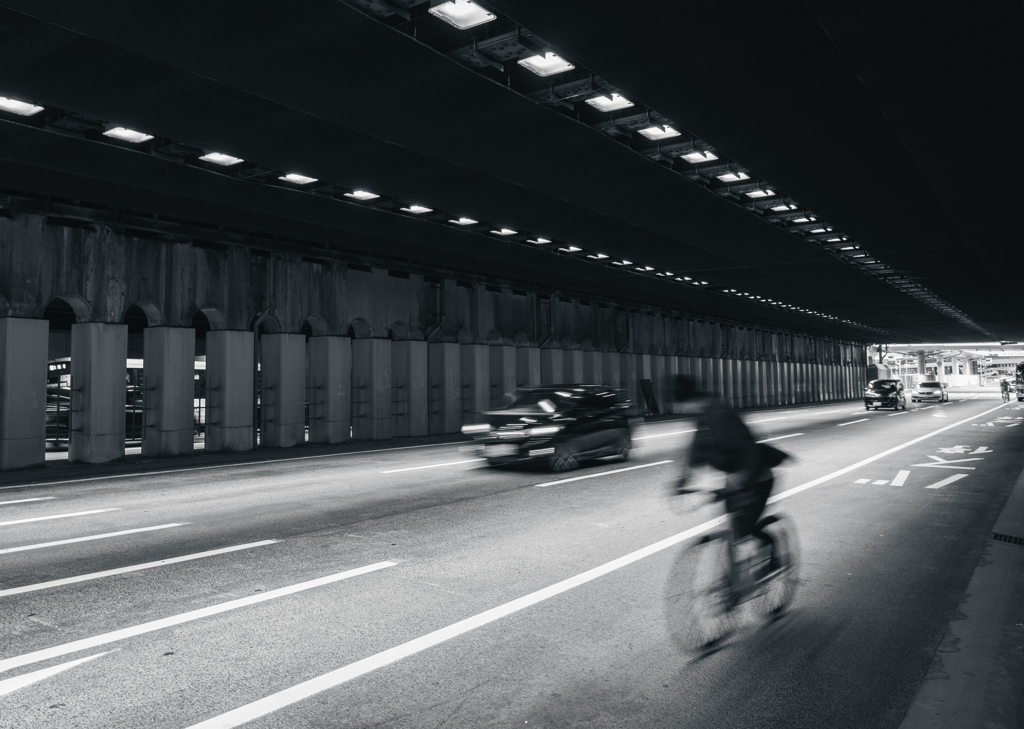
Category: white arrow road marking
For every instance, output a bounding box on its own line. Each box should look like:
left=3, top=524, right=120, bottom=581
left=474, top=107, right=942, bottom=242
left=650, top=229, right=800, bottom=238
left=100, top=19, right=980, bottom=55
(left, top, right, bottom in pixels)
left=926, top=473, right=970, bottom=489
left=891, top=470, right=911, bottom=487
left=0, top=653, right=108, bottom=697
left=908, top=455, right=984, bottom=470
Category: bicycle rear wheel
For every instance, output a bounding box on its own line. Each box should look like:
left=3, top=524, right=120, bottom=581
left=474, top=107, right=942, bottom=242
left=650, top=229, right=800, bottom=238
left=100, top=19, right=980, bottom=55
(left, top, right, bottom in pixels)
left=754, top=514, right=799, bottom=619
left=673, top=534, right=736, bottom=652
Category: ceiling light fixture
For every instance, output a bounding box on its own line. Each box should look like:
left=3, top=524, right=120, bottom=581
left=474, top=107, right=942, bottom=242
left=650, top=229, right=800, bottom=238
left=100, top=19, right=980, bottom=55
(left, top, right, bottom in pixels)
left=400, top=205, right=433, bottom=214
left=345, top=190, right=380, bottom=200
left=771, top=204, right=798, bottom=211
left=638, top=125, right=681, bottom=140
left=279, top=173, right=318, bottom=185
left=613, top=260, right=632, bottom=266
left=427, top=0, right=496, bottom=29
left=518, top=52, right=575, bottom=77
left=0, top=95, right=44, bottom=116
left=560, top=245, right=582, bottom=252
left=102, top=126, right=154, bottom=143
left=199, top=152, right=244, bottom=166
left=585, top=93, right=634, bottom=112
left=745, top=188, right=775, bottom=198
left=587, top=253, right=609, bottom=259
left=527, top=237, right=551, bottom=244
left=680, top=150, right=718, bottom=163
left=450, top=217, right=478, bottom=225
left=491, top=228, right=517, bottom=235
left=717, top=171, right=750, bottom=182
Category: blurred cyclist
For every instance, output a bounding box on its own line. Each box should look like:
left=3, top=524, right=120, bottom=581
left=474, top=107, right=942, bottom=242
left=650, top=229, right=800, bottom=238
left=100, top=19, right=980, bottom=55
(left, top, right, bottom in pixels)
left=673, top=375, right=780, bottom=573
left=1001, top=379, right=1010, bottom=402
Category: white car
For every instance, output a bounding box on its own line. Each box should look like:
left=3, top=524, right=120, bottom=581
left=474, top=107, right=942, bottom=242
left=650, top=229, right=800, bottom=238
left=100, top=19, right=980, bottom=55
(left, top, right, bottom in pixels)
left=911, top=381, right=948, bottom=402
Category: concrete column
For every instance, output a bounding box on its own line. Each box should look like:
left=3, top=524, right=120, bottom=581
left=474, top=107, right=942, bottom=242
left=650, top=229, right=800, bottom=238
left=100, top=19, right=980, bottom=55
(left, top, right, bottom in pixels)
left=429, top=342, right=461, bottom=435
left=917, top=351, right=928, bottom=381
left=582, top=351, right=598, bottom=384
left=698, top=358, right=711, bottom=394
left=602, top=352, right=620, bottom=388
left=665, top=355, right=680, bottom=413
left=260, top=333, right=306, bottom=448
left=541, top=348, right=563, bottom=385
left=619, top=352, right=640, bottom=415
left=206, top=330, right=253, bottom=452
left=785, top=362, right=795, bottom=405
left=352, top=338, right=392, bottom=440
left=141, top=327, right=196, bottom=457
left=393, top=340, right=428, bottom=437
left=68, top=322, right=127, bottom=463
left=0, top=318, right=47, bottom=470
left=489, top=344, right=516, bottom=409
left=721, top=359, right=734, bottom=409
left=740, top=360, right=752, bottom=408
left=516, top=346, right=541, bottom=387
left=708, top=359, right=721, bottom=400
left=650, top=355, right=667, bottom=414
left=461, top=343, right=489, bottom=424
left=563, top=349, right=584, bottom=384
left=308, top=336, right=350, bottom=444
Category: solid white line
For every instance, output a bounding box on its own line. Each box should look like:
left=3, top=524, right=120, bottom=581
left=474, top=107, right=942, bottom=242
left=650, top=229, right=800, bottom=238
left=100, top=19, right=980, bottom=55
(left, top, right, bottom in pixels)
left=0, top=497, right=56, bottom=506
left=381, top=459, right=484, bottom=474
left=747, top=417, right=787, bottom=423
left=926, top=473, right=969, bottom=490
left=0, top=540, right=279, bottom=598
left=0, top=508, right=118, bottom=527
left=0, top=652, right=108, bottom=697
left=891, top=470, right=911, bottom=487
left=837, top=419, right=868, bottom=427
left=534, top=460, right=673, bottom=488
left=888, top=411, right=909, bottom=417
left=0, top=523, right=186, bottom=555
left=185, top=402, right=1012, bottom=729
left=0, top=561, right=396, bottom=675
left=633, top=429, right=696, bottom=440
left=756, top=433, right=804, bottom=443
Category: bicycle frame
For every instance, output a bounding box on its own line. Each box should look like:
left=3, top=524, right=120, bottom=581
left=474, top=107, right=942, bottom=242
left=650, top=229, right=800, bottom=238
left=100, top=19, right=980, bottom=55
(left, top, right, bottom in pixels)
left=698, top=513, right=784, bottom=605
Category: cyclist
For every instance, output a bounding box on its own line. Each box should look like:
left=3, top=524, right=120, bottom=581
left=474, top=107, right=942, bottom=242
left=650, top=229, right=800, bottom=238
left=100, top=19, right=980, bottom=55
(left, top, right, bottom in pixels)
left=673, top=375, right=780, bottom=574
left=1001, top=379, right=1010, bottom=402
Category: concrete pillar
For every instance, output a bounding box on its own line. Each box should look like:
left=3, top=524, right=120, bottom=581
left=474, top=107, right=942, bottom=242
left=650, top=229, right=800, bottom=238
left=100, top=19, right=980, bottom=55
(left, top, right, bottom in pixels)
left=206, top=330, right=253, bottom=452
left=665, top=355, right=680, bottom=414
left=461, top=343, right=489, bottom=424
left=429, top=342, right=461, bottom=435
left=722, top=359, right=734, bottom=409
left=619, top=352, right=640, bottom=415
left=650, top=355, right=667, bottom=414
left=489, top=344, right=516, bottom=409
left=541, top=348, right=563, bottom=385
left=141, top=327, right=196, bottom=457
left=393, top=340, right=428, bottom=437
left=698, top=358, right=711, bottom=394
left=308, top=336, right=351, bottom=444
left=785, top=362, right=795, bottom=405
left=260, top=333, right=306, bottom=448
left=564, top=349, right=584, bottom=384
left=582, top=351, right=598, bottom=384
left=68, top=322, right=127, bottom=463
left=516, top=346, right=541, bottom=387
left=602, top=352, right=620, bottom=388
left=0, top=318, right=47, bottom=470
left=917, top=351, right=928, bottom=381
left=352, top=338, right=392, bottom=440
left=739, top=360, right=751, bottom=408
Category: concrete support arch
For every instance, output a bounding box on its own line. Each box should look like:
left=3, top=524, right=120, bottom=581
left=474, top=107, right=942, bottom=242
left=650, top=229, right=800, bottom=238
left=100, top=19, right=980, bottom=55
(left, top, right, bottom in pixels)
left=122, top=300, right=165, bottom=327
left=348, top=318, right=372, bottom=339
left=193, top=305, right=228, bottom=331
left=302, top=315, right=331, bottom=336
left=47, top=294, right=92, bottom=323
left=389, top=321, right=410, bottom=341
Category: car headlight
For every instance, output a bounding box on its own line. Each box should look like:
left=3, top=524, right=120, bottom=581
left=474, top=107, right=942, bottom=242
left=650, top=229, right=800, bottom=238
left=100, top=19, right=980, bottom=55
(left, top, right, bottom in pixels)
left=528, top=425, right=563, bottom=437
left=461, top=424, right=492, bottom=435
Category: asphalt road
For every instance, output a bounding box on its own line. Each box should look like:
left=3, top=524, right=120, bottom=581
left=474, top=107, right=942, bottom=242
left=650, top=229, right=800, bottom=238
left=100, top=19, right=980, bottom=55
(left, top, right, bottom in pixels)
left=2, top=393, right=1022, bottom=728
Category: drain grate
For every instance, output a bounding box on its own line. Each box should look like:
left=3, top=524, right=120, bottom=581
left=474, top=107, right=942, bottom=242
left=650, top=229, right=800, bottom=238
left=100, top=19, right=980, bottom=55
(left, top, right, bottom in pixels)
left=991, top=532, right=1024, bottom=547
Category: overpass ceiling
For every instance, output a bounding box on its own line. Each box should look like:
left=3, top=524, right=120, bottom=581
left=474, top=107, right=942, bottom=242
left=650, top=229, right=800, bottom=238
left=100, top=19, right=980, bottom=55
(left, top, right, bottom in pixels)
left=0, top=1, right=1020, bottom=343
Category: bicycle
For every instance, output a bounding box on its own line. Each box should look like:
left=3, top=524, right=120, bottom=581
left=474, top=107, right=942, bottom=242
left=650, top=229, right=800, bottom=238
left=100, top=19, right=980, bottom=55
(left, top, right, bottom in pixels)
left=673, top=488, right=799, bottom=653
left=1002, top=388, right=1010, bottom=403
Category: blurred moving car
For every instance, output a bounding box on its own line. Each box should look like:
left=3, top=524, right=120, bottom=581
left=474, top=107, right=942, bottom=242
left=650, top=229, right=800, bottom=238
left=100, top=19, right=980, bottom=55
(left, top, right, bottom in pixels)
left=911, top=381, right=949, bottom=403
left=461, top=385, right=632, bottom=471
left=864, top=379, right=906, bottom=411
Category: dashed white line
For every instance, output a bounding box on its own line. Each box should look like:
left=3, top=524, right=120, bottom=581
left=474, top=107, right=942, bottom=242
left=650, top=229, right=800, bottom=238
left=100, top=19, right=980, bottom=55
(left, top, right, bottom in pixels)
left=892, top=470, right=911, bottom=487
left=837, top=419, right=868, bottom=427
left=0, top=540, right=278, bottom=598
left=534, top=460, right=673, bottom=488
left=854, top=479, right=871, bottom=484
left=0, top=508, right=119, bottom=528
left=926, top=473, right=969, bottom=490
left=748, top=417, right=787, bottom=423
left=381, top=459, right=484, bottom=474
left=756, top=433, right=804, bottom=443
left=0, top=497, right=56, bottom=506
left=0, top=652, right=108, bottom=697
left=887, top=411, right=909, bottom=417
left=0, top=523, right=186, bottom=555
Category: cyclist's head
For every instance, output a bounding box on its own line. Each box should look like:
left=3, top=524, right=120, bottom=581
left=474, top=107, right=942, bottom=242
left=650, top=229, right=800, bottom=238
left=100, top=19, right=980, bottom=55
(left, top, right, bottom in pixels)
left=672, top=374, right=700, bottom=402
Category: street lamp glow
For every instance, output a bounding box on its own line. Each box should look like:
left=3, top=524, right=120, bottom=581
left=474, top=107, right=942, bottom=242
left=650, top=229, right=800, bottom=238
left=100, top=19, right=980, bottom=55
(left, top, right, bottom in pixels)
left=0, top=96, right=44, bottom=116
left=585, top=93, right=633, bottom=112
left=518, top=52, right=575, bottom=77
left=199, top=152, right=244, bottom=166
left=428, top=0, right=496, bottom=29
left=103, top=126, right=154, bottom=143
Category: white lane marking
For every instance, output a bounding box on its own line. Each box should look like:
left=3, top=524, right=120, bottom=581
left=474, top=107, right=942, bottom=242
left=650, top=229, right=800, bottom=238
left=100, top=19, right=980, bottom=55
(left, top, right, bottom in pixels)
left=0, top=540, right=278, bottom=598
left=927, top=474, right=969, bottom=490
left=0, top=652, right=108, bottom=697
left=872, top=480, right=889, bottom=485
left=854, top=479, right=871, bottom=484
left=186, top=401, right=1013, bottom=729
left=0, top=497, right=56, bottom=506
left=0, top=509, right=119, bottom=528
left=892, top=470, right=911, bottom=487
left=747, top=417, right=787, bottom=423
left=0, top=561, right=396, bottom=675
left=534, top=460, right=673, bottom=488
left=0, top=523, right=186, bottom=555
left=908, top=455, right=982, bottom=470
left=381, top=459, right=484, bottom=474
left=634, top=429, right=696, bottom=440
left=756, top=433, right=804, bottom=443
left=971, top=447, right=991, bottom=454
left=920, top=406, right=935, bottom=410
left=888, top=411, right=909, bottom=417
left=837, top=419, right=868, bottom=427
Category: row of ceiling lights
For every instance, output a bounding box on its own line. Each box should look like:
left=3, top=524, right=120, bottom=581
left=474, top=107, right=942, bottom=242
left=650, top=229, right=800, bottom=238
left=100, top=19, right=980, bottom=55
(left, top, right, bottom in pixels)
left=344, top=0, right=991, bottom=337
left=0, top=88, right=884, bottom=332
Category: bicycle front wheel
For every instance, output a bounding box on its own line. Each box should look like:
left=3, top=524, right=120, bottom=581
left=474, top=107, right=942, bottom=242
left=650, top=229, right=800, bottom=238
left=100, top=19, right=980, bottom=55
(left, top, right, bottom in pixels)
left=666, top=534, right=736, bottom=653
left=755, top=514, right=800, bottom=619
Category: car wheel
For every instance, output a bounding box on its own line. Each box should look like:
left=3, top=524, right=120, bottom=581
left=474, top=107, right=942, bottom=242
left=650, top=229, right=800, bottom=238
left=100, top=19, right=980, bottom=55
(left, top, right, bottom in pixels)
left=549, top=442, right=581, bottom=472
left=613, top=431, right=632, bottom=461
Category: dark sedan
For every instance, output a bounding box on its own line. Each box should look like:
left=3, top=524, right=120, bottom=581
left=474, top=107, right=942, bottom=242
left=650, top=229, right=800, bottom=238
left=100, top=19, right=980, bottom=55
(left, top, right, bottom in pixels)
left=461, top=385, right=633, bottom=471
left=864, top=379, right=906, bottom=411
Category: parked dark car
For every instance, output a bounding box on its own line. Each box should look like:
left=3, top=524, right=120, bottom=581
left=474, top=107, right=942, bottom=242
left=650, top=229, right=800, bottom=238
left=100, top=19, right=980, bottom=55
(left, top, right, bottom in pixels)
left=864, top=379, right=906, bottom=411
left=461, top=385, right=632, bottom=471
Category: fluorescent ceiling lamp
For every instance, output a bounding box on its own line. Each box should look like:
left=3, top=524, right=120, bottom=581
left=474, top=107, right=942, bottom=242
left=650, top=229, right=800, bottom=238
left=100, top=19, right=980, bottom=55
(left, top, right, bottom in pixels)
left=587, top=253, right=609, bottom=259
left=103, top=126, right=154, bottom=143
left=717, top=171, right=750, bottom=182
left=746, top=189, right=775, bottom=198
left=560, top=245, right=582, bottom=252
left=0, top=96, right=44, bottom=116
left=527, top=237, right=551, bottom=244
left=199, top=152, right=243, bottom=166
left=771, top=204, right=797, bottom=211
left=683, top=276, right=693, bottom=281
left=810, top=228, right=828, bottom=234
left=700, top=281, right=708, bottom=285
left=638, top=125, right=681, bottom=141
left=518, top=52, right=575, bottom=77
left=839, top=245, right=857, bottom=251
left=791, top=217, right=813, bottom=223
left=400, top=205, right=433, bottom=214
left=450, top=217, right=478, bottom=225
left=279, top=173, right=318, bottom=185
left=680, top=150, right=718, bottom=163
left=825, top=237, right=842, bottom=242
left=636, top=266, right=654, bottom=272
left=613, top=259, right=632, bottom=265
left=428, top=0, right=496, bottom=30
left=491, top=228, right=517, bottom=235
left=345, top=190, right=380, bottom=200
left=585, top=93, right=633, bottom=112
